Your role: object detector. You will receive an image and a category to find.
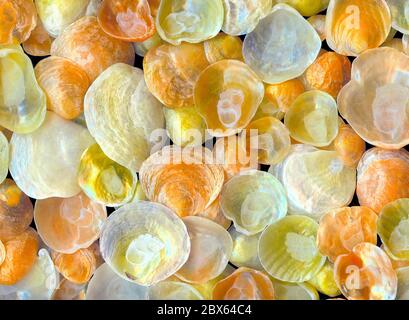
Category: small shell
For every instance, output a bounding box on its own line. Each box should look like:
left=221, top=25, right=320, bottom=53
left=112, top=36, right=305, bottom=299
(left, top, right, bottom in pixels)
left=265, top=79, right=305, bottom=114
left=253, top=97, right=285, bottom=121
left=203, top=33, right=243, bottom=63
left=382, top=38, right=405, bottom=52
left=34, top=192, right=107, bottom=254
left=308, top=15, right=326, bottom=41
left=194, top=60, right=264, bottom=137
left=100, top=201, right=190, bottom=286
left=229, top=227, right=263, bottom=270
left=243, top=4, right=321, bottom=84
left=0, top=132, right=8, bottom=184
left=220, top=170, right=287, bottom=235
left=22, top=18, right=52, bottom=56
left=133, top=32, right=164, bottom=57
left=270, top=279, right=319, bottom=300
left=274, top=0, right=329, bottom=16
left=397, top=267, right=409, bottom=300
left=385, top=0, right=409, bottom=34
left=307, top=261, right=341, bottom=297
left=149, top=280, right=204, bottom=300
left=195, top=196, right=231, bottom=230
left=156, top=0, right=224, bottom=45
left=52, top=279, right=86, bottom=300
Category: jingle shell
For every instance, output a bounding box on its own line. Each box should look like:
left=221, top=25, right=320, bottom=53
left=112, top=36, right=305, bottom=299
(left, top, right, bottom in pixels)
left=265, top=79, right=305, bottom=114
left=0, top=44, right=46, bottom=133
left=53, top=279, right=86, bottom=300
left=100, top=201, right=190, bottom=286
left=0, top=132, right=8, bottom=184
left=133, top=32, right=164, bottom=57
left=386, top=0, right=409, bottom=34
left=84, top=63, right=165, bottom=172
left=307, top=261, right=341, bottom=297
left=22, top=19, right=52, bottom=57
left=9, top=112, right=95, bottom=199
left=252, top=97, right=285, bottom=121
left=334, top=242, right=397, bottom=300
left=220, top=170, right=287, bottom=235
left=229, top=227, right=263, bottom=270
left=149, top=280, right=204, bottom=300
left=203, top=33, right=243, bottom=63
left=274, top=0, right=329, bottom=16
left=356, top=148, right=409, bottom=213
left=243, top=4, right=321, bottom=84
left=397, top=266, right=409, bottom=300
left=270, top=279, right=319, bottom=300
left=308, top=15, right=326, bottom=41
left=156, top=0, right=224, bottom=45
left=50, top=16, right=135, bottom=81
left=195, top=197, right=231, bottom=230
left=194, top=60, right=264, bottom=137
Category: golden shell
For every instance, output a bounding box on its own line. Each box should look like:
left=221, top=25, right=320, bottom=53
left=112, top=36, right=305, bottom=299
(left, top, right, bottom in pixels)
left=273, top=0, right=329, bottom=16
left=149, top=280, right=204, bottom=300
left=203, top=33, right=243, bottom=63
left=307, top=261, right=341, bottom=297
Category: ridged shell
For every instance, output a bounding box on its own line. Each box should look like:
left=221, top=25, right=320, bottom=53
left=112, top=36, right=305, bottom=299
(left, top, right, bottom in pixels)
left=203, top=33, right=243, bottom=63
left=149, top=280, right=204, bottom=300
left=0, top=132, right=8, bottom=184
left=22, top=19, right=52, bottom=57
left=229, top=227, right=263, bottom=270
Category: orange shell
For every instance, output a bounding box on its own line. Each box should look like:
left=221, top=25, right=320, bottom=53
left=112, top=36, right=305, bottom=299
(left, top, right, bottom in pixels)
left=195, top=196, right=231, bottom=229
left=148, top=0, right=160, bottom=16
left=22, top=18, right=52, bottom=56
left=265, top=79, right=305, bottom=113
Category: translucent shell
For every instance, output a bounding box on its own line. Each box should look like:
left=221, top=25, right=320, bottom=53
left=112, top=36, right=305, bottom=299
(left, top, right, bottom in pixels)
left=356, top=148, right=409, bottom=213
left=195, top=197, right=231, bottom=230
left=86, top=263, right=149, bottom=300
left=220, top=170, right=287, bottom=235
left=156, top=0, right=224, bottom=45
left=326, top=0, right=391, bottom=56
left=133, top=32, right=164, bottom=57
left=35, top=56, right=91, bottom=120
left=243, top=4, right=321, bottom=84
left=252, top=97, right=285, bottom=122
left=308, top=15, right=326, bottom=41
left=212, top=267, right=275, bottom=300
left=269, top=145, right=356, bottom=219
left=334, top=242, right=397, bottom=300
left=317, top=207, right=378, bottom=263
left=229, top=227, right=263, bottom=270
left=274, top=0, right=329, bottom=16
left=221, top=0, right=272, bottom=36
left=203, top=33, right=243, bottom=64
left=139, top=146, right=224, bottom=218
left=84, top=63, right=165, bottom=172
left=270, top=279, right=319, bottom=300
left=338, top=48, right=409, bottom=149
left=9, top=112, right=95, bottom=199
left=143, top=42, right=209, bottom=109
left=397, top=267, right=409, bottom=300
left=307, top=261, right=341, bottom=297
left=100, top=201, right=190, bottom=286
left=50, top=16, right=135, bottom=81
left=97, top=0, right=156, bottom=42
left=0, top=45, right=46, bottom=133
left=385, top=0, right=409, bottom=34
left=265, top=79, right=305, bottom=114
left=0, top=132, right=8, bottom=184
left=382, top=38, right=404, bottom=52
left=194, top=60, right=264, bottom=137
left=34, top=192, right=107, bottom=254
left=149, top=280, right=204, bottom=300
left=86, top=0, right=103, bottom=16
left=22, top=19, right=52, bottom=57
left=148, top=0, right=160, bottom=16
left=53, top=279, right=86, bottom=300
left=176, top=216, right=233, bottom=284
left=259, top=215, right=325, bottom=282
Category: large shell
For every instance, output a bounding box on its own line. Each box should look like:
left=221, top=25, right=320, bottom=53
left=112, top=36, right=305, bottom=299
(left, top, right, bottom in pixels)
left=307, top=261, right=341, bottom=297
left=9, top=112, right=95, bottom=199
left=265, top=79, right=305, bottom=114
left=203, top=33, right=243, bottom=63
left=84, top=63, right=165, bottom=172
left=397, top=267, right=409, bottom=300
left=220, top=170, right=287, bottom=235
left=22, top=19, right=52, bottom=57
left=243, top=4, right=321, bottom=84
left=0, top=132, right=8, bottom=184
left=229, top=227, right=263, bottom=270
left=0, top=44, right=46, bottom=133
left=50, top=16, right=135, bottom=81
left=386, top=0, right=409, bottom=34
left=156, top=0, right=224, bottom=45
left=100, top=201, right=190, bottom=286
left=149, top=280, right=204, bottom=300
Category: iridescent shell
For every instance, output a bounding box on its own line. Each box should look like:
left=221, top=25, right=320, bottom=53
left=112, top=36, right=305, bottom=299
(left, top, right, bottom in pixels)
left=326, top=0, right=391, bottom=56
left=53, top=279, right=86, bottom=300
left=213, top=267, right=275, bottom=300
left=334, top=242, right=397, bottom=300
left=265, top=79, right=305, bottom=114
left=386, top=0, right=409, bottom=34
left=203, top=33, right=243, bottom=63
left=22, top=19, right=52, bottom=56
left=140, top=146, right=224, bottom=218
left=97, top=0, right=156, bottom=42
left=397, top=267, right=409, bottom=300
left=229, top=227, right=263, bottom=270
left=222, top=0, right=272, bottom=36
left=270, top=279, right=319, bottom=300
left=338, top=48, right=409, bottom=149
left=143, top=42, right=209, bottom=108
left=9, top=112, right=95, bottom=199
left=307, top=261, right=341, bottom=297
left=84, top=63, right=165, bottom=172
left=0, top=44, right=46, bottom=133
left=35, top=56, right=91, bottom=120
left=308, top=15, right=326, bottom=41
left=269, top=145, right=356, bottom=219
left=195, top=196, right=231, bottom=230
left=86, top=263, right=149, bottom=300
left=50, top=16, right=135, bottom=81
left=317, top=207, right=378, bottom=262
left=34, top=192, right=107, bottom=254
left=356, top=148, right=409, bottom=213
left=156, top=0, right=224, bottom=45
left=133, top=32, right=164, bottom=57
left=100, top=201, right=190, bottom=286
left=243, top=4, right=321, bottom=84
left=0, top=132, right=8, bottom=184
left=194, top=60, right=264, bottom=137
left=220, top=170, right=287, bottom=235
left=149, top=280, right=204, bottom=300
left=274, top=0, right=329, bottom=16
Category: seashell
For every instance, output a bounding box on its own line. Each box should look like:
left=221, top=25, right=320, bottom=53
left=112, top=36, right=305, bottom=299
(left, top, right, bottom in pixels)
left=34, top=192, right=107, bottom=254
left=156, top=0, right=224, bottom=45
left=384, top=246, right=409, bottom=270
left=397, top=267, right=409, bottom=300
left=307, top=15, right=326, bottom=41
left=84, top=63, right=165, bottom=172
left=0, top=44, right=46, bottom=133
left=334, top=242, right=397, bottom=300
left=326, top=0, right=391, bottom=56
left=22, top=19, right=52, bottom=57
left=176, top=216, right=233, bottom=284
left=149, top=280, right=204, bottom=300
left=243, top=4, right=321, bottom=84
left=338, top=48, right=409, bottom=149
left=253, top=97, right=285, bottom=121
left=86, top=263, right=149, bottom=300
left=270, top=278, right=319, bottom=300
left=220, top=170, right=287, bottom=235
left=203, top=33, right=243, bottom=63
left=212, top=267, right=275, bottom=300
left=317, top=207, right=378, bottom=262
left=9, top=112, right=95, bottom=199
left=133, top=32, right=164, bottom=57
left=85, top=0, right=102, bottom=16
left=52, top=279, right=86, bottom=300
left=194, top=60, right=264, bottom=137
left=307, top=261, right=341, bottom=297
left=386, top=0, right=409, bottom=34
left=356, top=148, right=409, bottom=213
left=35, top=56, right=91, bottom=120
left=97, top=0, right=156, bottom=42
left=0, top=132, right=8, bottom=184
left=148, top=0, right=160, bottom=16
left=403, top=33, right=409, bottom=54
left=140, top=146, right=224, bottom=218
left=221, top=0, right=272, bottom=36
left=50, top=16, right=135, bottom=81
left=229, top=227, right=263, bottom=270
left=265, top=79, right=305, bottom=114
left=269, top=144, right=356, bottom=219
left=273, top=0, right=329, bottom=16
left=284, top=90, right=339, bottom=147
left=382, top=38, right=405, bottom=52
left=100, top=201, right=190, bottom=286
left=195, top=196, right=231, bottom=230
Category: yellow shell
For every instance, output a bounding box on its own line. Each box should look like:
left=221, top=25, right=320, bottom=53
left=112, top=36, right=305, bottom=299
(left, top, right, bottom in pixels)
left=253, top=97, right=285, bottom=121
left=273, top=0, right=329, bottom=16
left=203, top=33, right=243, bottom=63
left=229, top=227, right=263, bottom=270
left=307, top=261, right=341, bottom=297
left=270, top=278, right=319, bottom=300
left=149, top=280, right=204, bottom=300
left=0, top=131, right=8, bottom=184
left=397, top=266, right=409, bottom=300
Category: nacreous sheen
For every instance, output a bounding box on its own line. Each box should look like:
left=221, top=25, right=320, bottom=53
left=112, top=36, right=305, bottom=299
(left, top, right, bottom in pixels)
left=307, top=15, right=326, bottom=41
left=0, top=131, right=8, bottom=184
left=22, top=19, right=52, bottom=57
left=243, top=4, right=321, bottom=84
left=273, top=0, right=329, bottom=16
left=149, top=280, right=204, bottom=300
left=307, top=261, right=340, bottom=297
left=229, top=227, right=263, bottom=270
left=397, top=267, right=409, bottom=300
left=386, top=0, right=409, bottom=34
left=100, top=201, right=190, bottom=286
left=203, top=33, right=243, bottom=63
left=156, top=0, right=224, bottom=45
left=270, top=279, right=319, bottom=300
